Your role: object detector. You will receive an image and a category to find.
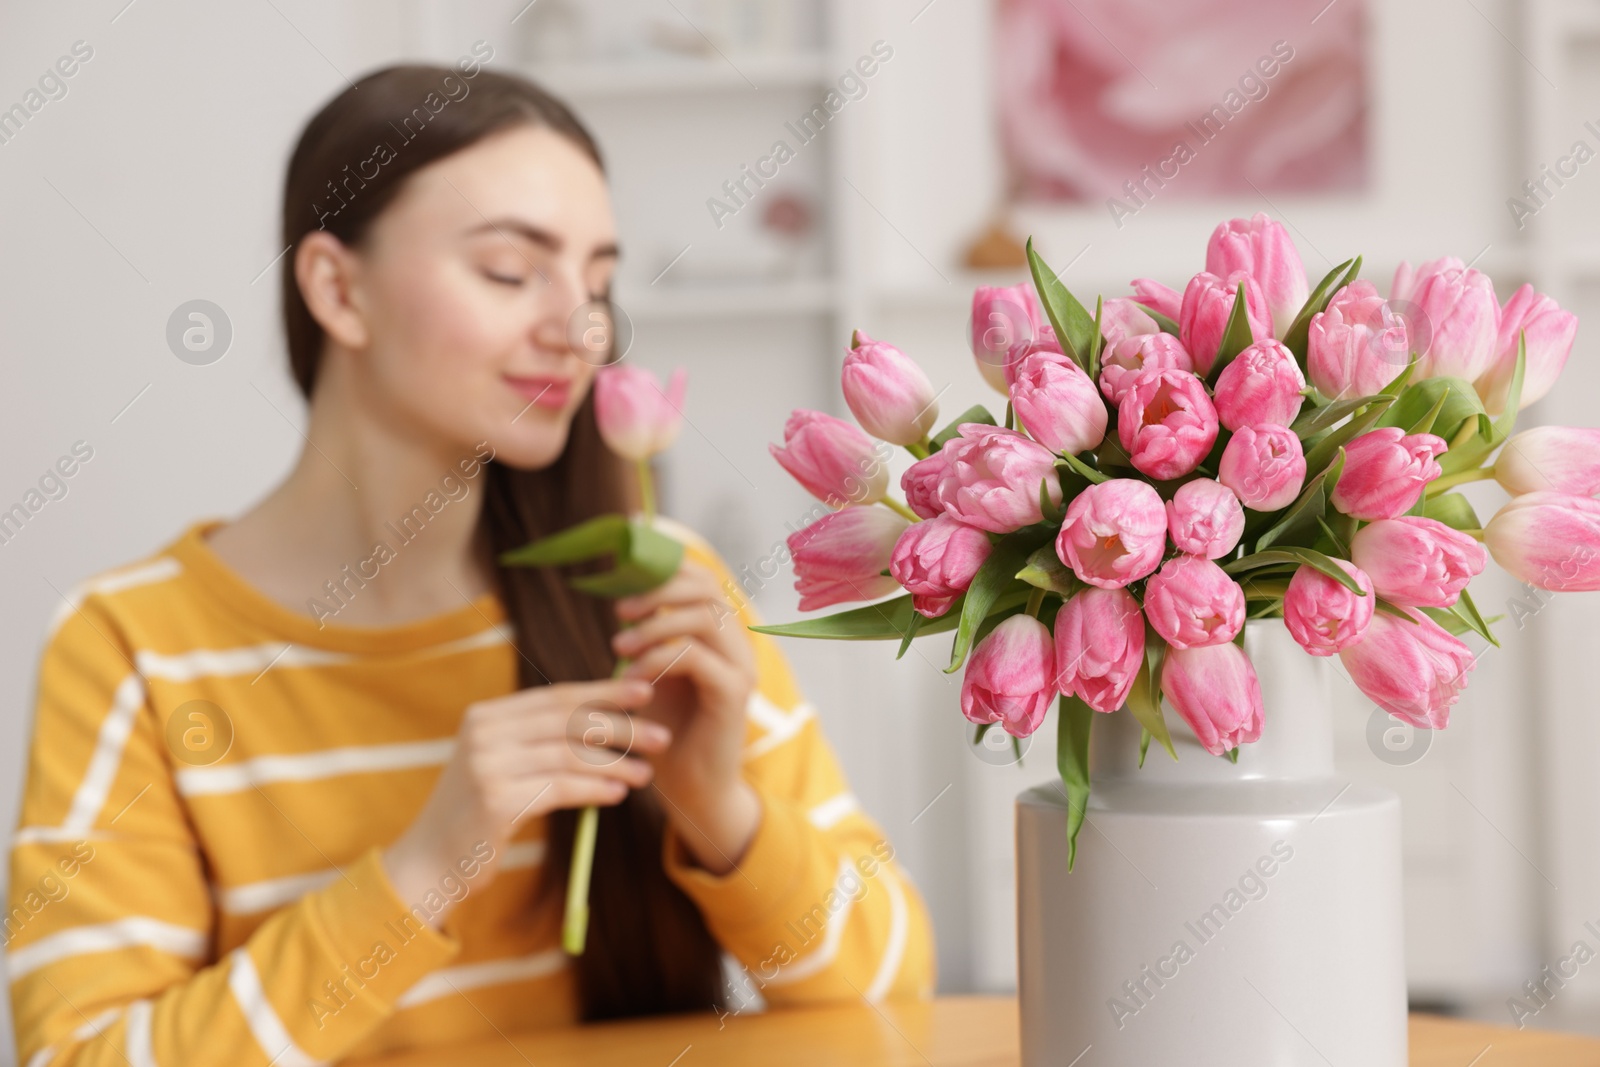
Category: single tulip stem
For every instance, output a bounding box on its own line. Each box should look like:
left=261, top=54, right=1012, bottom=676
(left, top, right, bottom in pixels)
left=636, top=459, right=657, bottom=521
left=1026, top=588, right=1047, bottom=618
left=882, top=497, right=921, bottom=522
left=564, top=644, right=635, bottom=956
left=1426, top=466, right=1497, bottom=495
left=906, top=438, right=931, bottom=461
left=1458, top=528, right=1486, bottom=541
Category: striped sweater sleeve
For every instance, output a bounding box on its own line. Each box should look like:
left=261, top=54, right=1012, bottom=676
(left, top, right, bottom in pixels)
left=660, top=543, right=937, bottom=1004
left=7, top=597, right=460, bottom=1066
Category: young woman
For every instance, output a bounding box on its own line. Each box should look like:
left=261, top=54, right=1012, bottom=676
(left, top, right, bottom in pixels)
left=8, top=64, right=933, bottom=1064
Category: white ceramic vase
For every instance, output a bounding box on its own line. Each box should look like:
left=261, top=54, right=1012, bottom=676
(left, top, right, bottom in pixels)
left=1015, top=618, right=1407, bottom=1066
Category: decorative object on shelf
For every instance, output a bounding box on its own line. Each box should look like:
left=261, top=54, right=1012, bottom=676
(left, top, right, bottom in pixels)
left=499, top=363, right=688, bottom=956
left=962, top=216, right=1029, bottom=270
left=750, top=212, right=1592, bottom=1063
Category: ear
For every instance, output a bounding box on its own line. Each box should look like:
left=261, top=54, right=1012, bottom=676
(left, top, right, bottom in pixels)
left=295, top=231, right=370, bottom=351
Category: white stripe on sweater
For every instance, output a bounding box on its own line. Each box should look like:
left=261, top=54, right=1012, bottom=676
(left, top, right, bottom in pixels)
left=744, top=692, right=815, bottom=760
left=135, top=626, right=508, bottom=683
left=6, top=918, right=207, bottom=983
left=175, top=738, right=455, bottom=796
left=60, top=673, right=146, bottom=835
left=864, top=866, right=910, bottom=1003
left=763, top=858, right=859, bottom=987
left=396, top=948, right=566, bottom=1009
left=227, top=948, right=325, bottom=1067
left=807, top=793, right=859, bottom=830
left=47, top=558, right=183, bottom=639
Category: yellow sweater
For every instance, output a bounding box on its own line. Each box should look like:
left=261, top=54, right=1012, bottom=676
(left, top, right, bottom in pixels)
left=7, top=518, right=935, bottom=1064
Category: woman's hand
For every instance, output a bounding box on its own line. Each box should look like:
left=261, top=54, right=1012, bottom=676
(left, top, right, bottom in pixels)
left=611, top=557, right=762, bottom=876
left=381, top=677, right=668, bottom=925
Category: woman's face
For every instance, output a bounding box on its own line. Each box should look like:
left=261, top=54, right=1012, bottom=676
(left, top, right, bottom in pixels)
left=345, top=124, right=618, bottom=468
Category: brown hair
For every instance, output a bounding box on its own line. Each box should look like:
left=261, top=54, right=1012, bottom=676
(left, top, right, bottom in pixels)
left=279, top=62, right=725, bottom=1021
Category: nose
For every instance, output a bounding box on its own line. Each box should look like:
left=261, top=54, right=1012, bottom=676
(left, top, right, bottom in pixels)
left=530, top=268, right=587, bottom=356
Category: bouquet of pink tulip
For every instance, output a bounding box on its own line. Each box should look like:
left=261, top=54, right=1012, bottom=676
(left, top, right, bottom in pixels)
left=755, top=213, right=1598, bottom=866
left=500, top=362, right=687, bottom=952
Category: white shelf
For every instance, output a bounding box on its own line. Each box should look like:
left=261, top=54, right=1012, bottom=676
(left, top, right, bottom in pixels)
left=525, top=53, right=832, bottom=99
left=622, top=277, right=836, bottom=321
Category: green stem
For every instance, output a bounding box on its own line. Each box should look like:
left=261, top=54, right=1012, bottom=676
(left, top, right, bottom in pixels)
left=1426, top=466, right=1497, bottom=496
left=1026, top=587, right=1047, bottom=618
left=1457, top=528, right=1486, bottom=541
left=881, top=497, right=921, bottom=522
left=561, top=806, right=600, bottom=955
left=906, top=437, right=931, bottom=461
left=636, top=458, right=656, bottom=520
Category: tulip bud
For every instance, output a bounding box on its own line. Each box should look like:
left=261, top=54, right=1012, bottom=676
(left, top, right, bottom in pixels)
left=1161, top=641, right=1264, bottom=756
left=1165, top=478, right=1245, bottom=559
left=934, top=424, right=1063, bottom=534
left=1218, top=424, right=1306, bottom=511
left=1484, top=492, right=1600, bottom=591
left=1002, top=327, right=1064, bottom=389
left=841, top=332, right=939, bottom=446
left=787, top=505, right=908, bottom=611
left=1494, top=426, right=1600, bottom=496
left=1178, top=270, right=1273, bottom=376
left=1390, top=257, right=1500, bottom=383
left=901, top=451, right=949, bottom=519
left=594, top=365, right=688, bottom=461
left=1099, top=332, right=1194, bottom=405
left=1131, top=278, right=1182, bottom=321
left=1117, top=369, right=1220, bottom=481
left=1205, top=213, right=1310, bottom=338
left=1282, top=560, right=1374, bottom=656
left=1010, top=348, right=1107, bottom=455
left=1351, top=516, right=1486, bottom=607
left=971, top=284, right=1045, bottom=392
left=889, top=515, right=994, bottom=619
left=1142, top=555, right=1246, bottom=649
left=1329, top=427, right=1447, bottom=521
left=1338, top=608, right=1474, bottom=729
left=1055, top=478, right=1167, bottom=589
left=1212, top=339, right=1306, bottom=432
left=1306, top=281, right=1409, bottom=400
left=770, top=409, right=890, bottom=507
left=1053, top=587, right=1145, bottom=713
left=960, top=614, right=1056, bottom=738
left=1100, top=297, right=1160, bottom=349
left=1476, top=284, right=1578, bottom=414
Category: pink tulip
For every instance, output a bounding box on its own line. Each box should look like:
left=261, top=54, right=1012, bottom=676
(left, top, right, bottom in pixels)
left=1100, top=298, right=1160, bottom=348
left=972, top=283, right=1046, bottom=392
left=1282, top=559, right=1374, bottom=656
left=1329, top=427, right=1447, bottom=521
left=1494, top=426, right=1600, bottom=496
left=1161, top=641, right=1264, bottom=756
left=935, top=424, right=1063, bottom=533
left=1218, top=424, right=1306, bottom=511
left=786, top=505, right=908, bottom=611
left=1390, top=257, right=1500, bottom=383
left=1165, top=478, right=1245, bottom=559
left=1339, top=608, right=1474, bottom=729
left=889, top=515, right=994, bottom=619
left=841, top=332, right=939, bottom=446
left=1476, top=284, right=1578, bottom=414
left=1205, top=214, right=1310, bottom=337
left=1010, top=348, right=1107, bottom=455
left=1055, top=478, right=1167, bottom=589
left=901, top=451, right=949, bottom=519
left=1178, top=270, right=1272, bottom=377
left=1117, top=369, right=1220, bottom=481
left=1142, top=555, right=1246, bottom=649
left=1351, top=516, right=1487, bottom=608
left=1001, top=327, right=1064, bottom=389
left=960, top=614, right=1056, bottom=738
left=1053, top=587, right=1145, bottom=713
left=1099, top=332, right=1194, bottom=405
left=1306, top=281, right=1409, bottom=400
left=594, top=365, right=688, bottom=461
left=1484, top=492, right=1600, bottom=592
left=770, top=410, right=889, bottom=507
left=1130, top=277, right=1182, bottom=321
left=1212, top=339, right=1306, bottom=432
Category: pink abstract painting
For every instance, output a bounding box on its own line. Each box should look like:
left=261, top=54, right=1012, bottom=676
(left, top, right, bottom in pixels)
left=996, top=0, right=1368, bottom=208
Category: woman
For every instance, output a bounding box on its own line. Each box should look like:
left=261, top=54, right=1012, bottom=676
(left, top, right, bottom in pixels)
left=8, top=64, right=933, bottom=1064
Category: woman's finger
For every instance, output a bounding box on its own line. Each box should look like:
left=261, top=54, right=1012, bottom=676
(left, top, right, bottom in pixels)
left=470, top=677, right=654, bottom=722
left=502, top=775, right=630, bottom=828
left=614, top=560, right=727, bottom=621
left=472, top=705, right=672, bottom=753
left=621, top=636, right=747, bottom=707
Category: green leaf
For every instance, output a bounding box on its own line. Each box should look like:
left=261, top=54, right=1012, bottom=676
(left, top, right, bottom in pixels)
left=930, top=404, right=997, bottom=451
left=1206, top=284, right=1257, bottom=383
left=1451, top=586, right=1499, bottom=647
left=1291, top=390, right=1391, bottom=438
left=1254, top=449, right=1345, bottom=552
left=1133, top=303, right=1181, bottom=336
left=1376, top=376, right=1489, bottom=445
left=1057, top=694, right=1095, bottom=872
left=1016, top=544, right=1078, bottom=596
left=1238, top=575, right=1293, bottom=602
left=1055, top=452, right=1109, bottom=484
left=1376, top=598, right=1421, bottom=623
left=499, top=513, right=630, bottom=565
left=1315, top=516, right=1350, bottom=558
left=1026, top=237, right=1096, bottom=370
left=501, top=515, right=685, bottom=598
left=1301, top=395, right=1395, bottom=480
left=752, top=591, right=986, bottom=641
left=895, top=608, right=927, bottom=660
left=1039, top=473, right=1066, bottom=524
left=1438, top=333, right=1527, bottom=474
left=1224, top=546, right=1363, bottom=594
left=1224, top=746, right=1240, bottom=764
left=1420, top=493, right=1482, bottom=533
left=1281, top=256, right=1359, bottom=364
left=1381, top=358, right=1418, bottom=397
left=1123, top=640, right=1177, bottom=761
left=1419, top=605, right=1469, bottom=633
left=946, top=528, right=1046, bottom=672
left=1139, top=728, right=1152, bottom=768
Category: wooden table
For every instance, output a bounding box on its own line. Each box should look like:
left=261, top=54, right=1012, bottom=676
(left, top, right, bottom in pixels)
left=353, top=995, right=1600, bottom=1065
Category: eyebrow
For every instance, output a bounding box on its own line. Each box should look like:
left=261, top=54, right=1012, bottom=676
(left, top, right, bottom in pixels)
left=466, top=219, right=620, bottom=261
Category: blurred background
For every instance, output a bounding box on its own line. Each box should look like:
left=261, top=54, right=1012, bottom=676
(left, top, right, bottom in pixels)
left=2, top=0, right=1599, bottom=1055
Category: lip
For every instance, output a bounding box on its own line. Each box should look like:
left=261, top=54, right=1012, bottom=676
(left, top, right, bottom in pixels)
left=505, top=375, right=572, bottom=409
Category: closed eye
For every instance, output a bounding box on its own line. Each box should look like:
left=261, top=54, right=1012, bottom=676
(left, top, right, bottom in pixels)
left=484, top=270, right=526, bottom=287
